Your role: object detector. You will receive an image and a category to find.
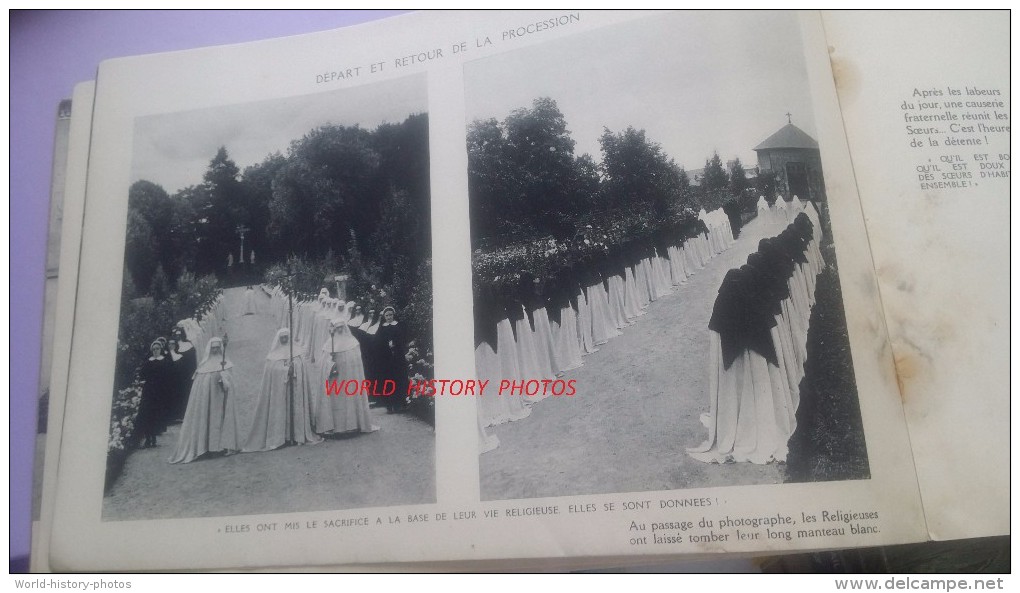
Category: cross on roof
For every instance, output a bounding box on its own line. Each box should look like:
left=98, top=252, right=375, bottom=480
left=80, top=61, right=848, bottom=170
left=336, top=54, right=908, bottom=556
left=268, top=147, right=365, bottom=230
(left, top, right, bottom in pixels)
left=786, top=112, right=792, bottom=124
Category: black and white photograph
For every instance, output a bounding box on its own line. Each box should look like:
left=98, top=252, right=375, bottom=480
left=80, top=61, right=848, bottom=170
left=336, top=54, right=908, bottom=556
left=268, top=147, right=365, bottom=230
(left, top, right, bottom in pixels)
left=467, top=12, right=869, bottom=500
left=102, top=75, right=436, bottom=520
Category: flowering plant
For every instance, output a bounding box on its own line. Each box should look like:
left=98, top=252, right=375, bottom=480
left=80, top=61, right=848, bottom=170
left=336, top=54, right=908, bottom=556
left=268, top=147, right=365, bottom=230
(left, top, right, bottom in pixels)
left=470, top=207, right=705, bottom=293
left=109, top=377, right=144, bottom=452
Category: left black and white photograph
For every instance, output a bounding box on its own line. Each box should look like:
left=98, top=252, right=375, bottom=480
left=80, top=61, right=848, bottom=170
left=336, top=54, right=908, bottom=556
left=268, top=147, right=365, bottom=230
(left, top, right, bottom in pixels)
left=102, top=74, right=436, bottom=520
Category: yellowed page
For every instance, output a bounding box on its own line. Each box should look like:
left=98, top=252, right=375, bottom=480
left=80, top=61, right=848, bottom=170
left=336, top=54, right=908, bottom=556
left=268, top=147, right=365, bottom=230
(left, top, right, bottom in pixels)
left=822, top=10, right=1009, bottom=539
left=48, top=11, right=926, bottom=571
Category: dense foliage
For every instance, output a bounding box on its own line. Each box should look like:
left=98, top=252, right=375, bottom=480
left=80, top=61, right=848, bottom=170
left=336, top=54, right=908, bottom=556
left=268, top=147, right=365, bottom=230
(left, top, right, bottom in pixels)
left=115, top=272, right=221, bottom=391
left=125, top=113, right=430, bottom=292
left=467, top=97, right=753, bottom=290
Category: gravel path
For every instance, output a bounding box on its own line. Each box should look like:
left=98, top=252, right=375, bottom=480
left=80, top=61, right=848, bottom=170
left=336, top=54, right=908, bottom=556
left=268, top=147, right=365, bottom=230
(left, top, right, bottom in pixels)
left=480, top=217, right=788, bottom=500
left=102, top=287, right=435, bottom=521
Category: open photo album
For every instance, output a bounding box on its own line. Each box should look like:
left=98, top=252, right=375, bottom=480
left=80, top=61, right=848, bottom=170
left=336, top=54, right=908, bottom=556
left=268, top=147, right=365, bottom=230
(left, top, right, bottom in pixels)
left=31, top=10, right=1009, bottom=572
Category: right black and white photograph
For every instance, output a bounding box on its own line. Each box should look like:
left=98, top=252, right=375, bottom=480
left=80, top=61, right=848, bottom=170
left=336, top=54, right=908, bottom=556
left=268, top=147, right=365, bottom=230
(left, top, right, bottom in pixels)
left=466, top=12, right=869, bottom=500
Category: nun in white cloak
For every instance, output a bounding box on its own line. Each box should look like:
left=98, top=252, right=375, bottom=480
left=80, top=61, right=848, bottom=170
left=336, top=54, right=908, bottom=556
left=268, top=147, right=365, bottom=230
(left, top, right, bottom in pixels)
left=242, top=286, right=258, bottom=316
left=756, top=195, right=770, bottom=221
left=243, top=328, right=322, bottom=452
left=168, top=337, right=240, bottom=463
left=315, top=320, right=379, bottom=435
left=774, top=195, right=789, bottom=225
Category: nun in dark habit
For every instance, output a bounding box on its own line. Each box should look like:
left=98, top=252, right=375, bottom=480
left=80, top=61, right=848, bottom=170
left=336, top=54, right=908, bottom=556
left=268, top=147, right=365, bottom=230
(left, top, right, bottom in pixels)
left=687, top=261, right=791, bottom=465
left=168, top=325, right=198, bottom=423
left=137, top=339, right=174, bottom=448
left=350, top=306, right=407, bottom=413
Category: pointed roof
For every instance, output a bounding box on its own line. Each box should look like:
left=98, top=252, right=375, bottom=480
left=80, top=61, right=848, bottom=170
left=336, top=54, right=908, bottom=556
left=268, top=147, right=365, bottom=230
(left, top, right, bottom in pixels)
left=753, top=123, right=818, bottom=151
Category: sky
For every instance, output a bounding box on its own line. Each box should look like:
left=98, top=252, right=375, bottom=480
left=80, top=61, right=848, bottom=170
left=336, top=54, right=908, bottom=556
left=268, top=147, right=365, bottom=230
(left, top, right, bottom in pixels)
left=131, top=73, right=427, bottom=194
left=464, top=11, right=819, bottom=172
left=130, top=12, right=821, bottom=194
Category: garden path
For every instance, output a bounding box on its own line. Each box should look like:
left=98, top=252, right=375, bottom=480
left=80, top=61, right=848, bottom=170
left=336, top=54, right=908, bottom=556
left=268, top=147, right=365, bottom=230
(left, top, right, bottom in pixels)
left=102, top=286, right=435, bottom=521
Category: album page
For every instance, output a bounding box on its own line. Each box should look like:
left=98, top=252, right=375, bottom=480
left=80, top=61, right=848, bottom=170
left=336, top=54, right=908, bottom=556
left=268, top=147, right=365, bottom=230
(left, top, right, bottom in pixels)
left=48, top=10, right=924, bottom=571
left=821, top=10, right=1010, bottom=540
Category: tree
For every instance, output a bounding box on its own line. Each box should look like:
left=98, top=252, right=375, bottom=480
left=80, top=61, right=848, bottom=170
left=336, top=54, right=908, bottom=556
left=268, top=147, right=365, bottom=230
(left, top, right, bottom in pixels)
left=240, top=152, right=287, bottom=264
left=124, top=208, right=159, bottom=292
left=371, top=113, right=431, bottom=266
left=600, top=126, right=685, bottom=218
left=502, top=98, right=578, bottom=236
left=560, top=153, right=603, bottom=237
left=467, top=117, right=512, bottom=246
left=674, top=167, right=697, bottom=214
left=205, top=146, right=241, bottom=187
left=702, top=152, right=729, bottom=193
left=128, top=180, right=172, bottom=226
left=149, top=265, right=171, bottom=302
left=677, top=167, right=691, bottom=193
left=158, top=193, right=197, bottom=279
left=255, top=116, right=431, bottom=297
left=370, top=188, right=416, bottom=282
left=729, top=157, right=750, bottom=197
left=268, top=124, right=382, bottom=260
left=170, top=184, right=213, bottom=274
left=125, top=180, right=175, bottom=290
left=755, top=169, right=780, bottom=205
left=188, top=147, right=246, bottom=276
left=696, top=151, right=730, bottom=210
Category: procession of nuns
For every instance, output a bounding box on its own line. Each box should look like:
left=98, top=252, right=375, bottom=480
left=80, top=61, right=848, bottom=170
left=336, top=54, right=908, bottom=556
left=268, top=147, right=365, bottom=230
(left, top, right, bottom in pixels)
left=473, top=207, right=738, bottom=452
left=165, top=288, right=404, bottom=464
left=688, top=200, right=825, bottom=465
left=469, top=195, right=826, bottom=465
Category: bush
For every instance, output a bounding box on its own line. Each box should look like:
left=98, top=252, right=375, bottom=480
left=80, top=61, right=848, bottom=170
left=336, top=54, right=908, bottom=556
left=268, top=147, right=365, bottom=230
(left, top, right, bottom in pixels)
left=786, top=255, right=869, bottom=482
left=105, top=378, right=144, bottom=493
left=115, top=297, right=174, bottom=391
left=168, top=271, right=222, bottom=321
left=109, top=379, right=144, bottom=453
left=470, top=207, right=701, bottom=292
left=107, top=272, right=221, bottom=491
left=114, top=274, right=222, bottom=391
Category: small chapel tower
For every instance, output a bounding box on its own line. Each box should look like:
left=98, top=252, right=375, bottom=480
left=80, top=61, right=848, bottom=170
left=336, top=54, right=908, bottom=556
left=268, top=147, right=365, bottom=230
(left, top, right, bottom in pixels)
left=753, top=115, right=826, bottom=202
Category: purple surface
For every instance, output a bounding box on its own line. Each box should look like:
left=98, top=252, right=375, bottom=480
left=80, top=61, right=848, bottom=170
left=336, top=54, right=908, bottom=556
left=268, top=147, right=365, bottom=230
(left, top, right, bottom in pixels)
left=9, top=9, right=407, bottom=565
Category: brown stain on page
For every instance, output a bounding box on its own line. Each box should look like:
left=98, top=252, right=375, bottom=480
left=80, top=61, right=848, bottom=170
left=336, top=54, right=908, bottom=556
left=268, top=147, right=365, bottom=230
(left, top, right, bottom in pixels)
left=890, top=319, right=957, bottom=407
left=892, top=350, right=920, bottom=403
left=876, top=262, right=915, bottom=295
left=880, top=262, right=964, bottom=407
left=828, top=51, right=860, bottom=103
